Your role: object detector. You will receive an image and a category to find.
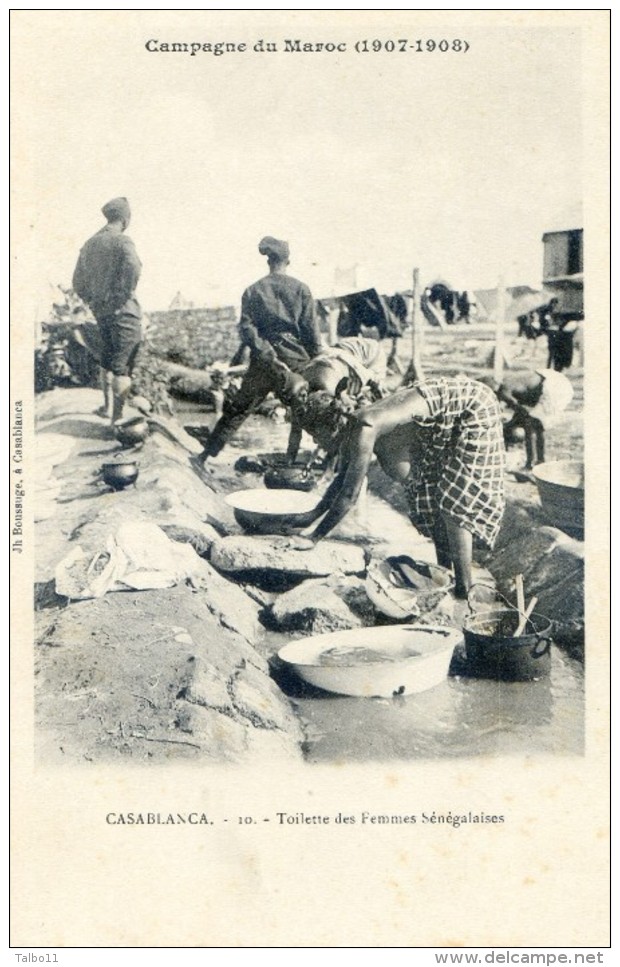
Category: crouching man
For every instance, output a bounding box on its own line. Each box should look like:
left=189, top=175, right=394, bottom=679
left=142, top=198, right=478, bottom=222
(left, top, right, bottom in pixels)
left=493, top=369, right=574, bottom=470
left=199, top=236, right=322, bottom=461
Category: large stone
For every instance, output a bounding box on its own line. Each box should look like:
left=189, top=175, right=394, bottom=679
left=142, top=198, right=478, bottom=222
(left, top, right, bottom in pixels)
left=178, top=653, right=303, bottom=748
left=209, top=535, right=367, bottom=589
left=35, top=579, right=301, bottom=764
left=189, top=558, right=261, bottom=644
left=230, top=661, right=302, bottom=734
left=491, top=527, right=584, bottom=652
left=177, top=656, right=235, bottom=716
left=490, top=526, right=562, bottom=587
left=173, top=702, right=253, bottom=763
left=494, top=500, right=542, bottom=549
left=147, top=414, right=204, bottom=454
left=270, top=579, right=362, bottom=634
left=160, top=522, right=220, bottom=558
left=138, top=464, right=238, bottom=535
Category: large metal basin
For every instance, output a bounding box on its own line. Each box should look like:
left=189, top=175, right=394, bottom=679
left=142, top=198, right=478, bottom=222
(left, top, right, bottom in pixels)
left=532, top=460, right=584, bottom=535
left=224, top=488, right=319, bottom=534
left=278, top=625, right=462, bottom=697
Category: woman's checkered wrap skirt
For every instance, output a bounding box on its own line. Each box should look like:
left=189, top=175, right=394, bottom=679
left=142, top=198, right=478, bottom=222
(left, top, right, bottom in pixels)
left=404, top=375, right=506, bottom=548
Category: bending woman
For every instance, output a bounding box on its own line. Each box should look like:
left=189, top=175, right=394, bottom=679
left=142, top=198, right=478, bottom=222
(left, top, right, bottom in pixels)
left=285, top=374, right=506, bottom=598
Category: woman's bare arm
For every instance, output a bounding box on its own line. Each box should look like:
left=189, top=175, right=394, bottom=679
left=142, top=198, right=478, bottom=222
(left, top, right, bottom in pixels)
left=285, top=388, right=431, bottom=538
left=309, top=425, right=375, bottom=538
left=281, top=468, right=346, bottom=530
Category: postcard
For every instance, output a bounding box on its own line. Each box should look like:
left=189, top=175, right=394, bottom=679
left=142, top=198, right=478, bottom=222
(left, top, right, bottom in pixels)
left=10, top=9, right=610, bottom=950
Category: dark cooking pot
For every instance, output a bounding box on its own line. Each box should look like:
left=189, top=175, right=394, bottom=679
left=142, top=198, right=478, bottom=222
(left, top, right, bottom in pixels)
left=114, top=416, right=149, bottom=448
left=462, top=608, right=553, bottom=681
left=100, top=460, right=139, bottom=491
left=264, top=467, right=316, bottom=492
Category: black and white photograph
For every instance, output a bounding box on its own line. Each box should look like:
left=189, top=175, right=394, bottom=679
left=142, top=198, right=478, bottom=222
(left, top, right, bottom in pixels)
left=10, top=8, right=610, bottom=951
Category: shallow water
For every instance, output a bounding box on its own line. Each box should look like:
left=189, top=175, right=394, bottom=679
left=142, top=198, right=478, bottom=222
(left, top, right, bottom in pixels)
left=264, top=634, right=584, bottom=762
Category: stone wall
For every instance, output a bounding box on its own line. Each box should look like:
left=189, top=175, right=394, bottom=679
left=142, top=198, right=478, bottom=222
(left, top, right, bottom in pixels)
left=147, top=307, right=239, bottom=368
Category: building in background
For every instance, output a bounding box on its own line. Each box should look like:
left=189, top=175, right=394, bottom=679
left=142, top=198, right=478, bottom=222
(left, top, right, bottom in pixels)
left=541, top=228, right=584, bottom=322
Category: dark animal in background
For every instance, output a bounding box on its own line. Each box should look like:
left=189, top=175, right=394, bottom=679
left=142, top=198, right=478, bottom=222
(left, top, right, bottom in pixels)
left=337, top=288, right=404, bottom=340
left=428, top=283, right=455, bottom=324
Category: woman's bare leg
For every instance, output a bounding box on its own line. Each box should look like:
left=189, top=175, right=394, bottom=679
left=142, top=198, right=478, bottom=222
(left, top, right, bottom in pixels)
left=432, top=516, right=452, bottom=569
left=442, top=515, right=473, bottom=598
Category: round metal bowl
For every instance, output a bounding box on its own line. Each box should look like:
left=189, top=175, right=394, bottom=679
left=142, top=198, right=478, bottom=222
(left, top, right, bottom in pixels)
left=101, top=460, right=139, bottom=491
left=365, top=556, right=454, bottom=620
left=531, top=460, right=584, bottom=534
left=224, top=488, right=319, bottom=534
left=278, top=625, right=463, bottom=697
left=114, top=416, right=149, bottom=448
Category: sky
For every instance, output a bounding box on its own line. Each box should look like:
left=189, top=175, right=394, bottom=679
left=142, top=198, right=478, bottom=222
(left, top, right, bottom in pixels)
left=12, top=11, right=583, bottom=317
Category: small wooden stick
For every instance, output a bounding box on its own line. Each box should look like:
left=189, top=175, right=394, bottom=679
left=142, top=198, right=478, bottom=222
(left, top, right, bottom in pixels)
left=515, top=574, right=525, bottom=617
left=515, top=596, right=538, bottom=636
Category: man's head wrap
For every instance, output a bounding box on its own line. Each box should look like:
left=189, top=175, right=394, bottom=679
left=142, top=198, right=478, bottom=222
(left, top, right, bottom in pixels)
left=102, top=197, right=131, bottom=223
left=258, top=236, right=290, bottom=262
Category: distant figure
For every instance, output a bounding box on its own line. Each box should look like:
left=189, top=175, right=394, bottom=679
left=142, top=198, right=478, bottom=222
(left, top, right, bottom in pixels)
left=457, top=291, right=471, bottom=324
left=200, top=236, right=322, bottom=460
left=384, top=292, right=407, bottom=371
left=386, top=293, right=408, bottom=335
left=517, top=312, right=539, bottom=340
left=538, top=298, right=559, bottom=334
left=72, top=197, right=142, bottom=424
left=493, top=368, right=574, bottom=470
left=539, top=298, right=567, bottom=368
left=315, top=300, right=331, bottom=332
left=547, top=318, right=579, bottom=372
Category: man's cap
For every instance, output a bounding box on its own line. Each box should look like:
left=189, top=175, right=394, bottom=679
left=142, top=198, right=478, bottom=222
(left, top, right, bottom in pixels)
left=102, top=197, right=131, bottom=222
left=258, top=236, right=290, bottom=261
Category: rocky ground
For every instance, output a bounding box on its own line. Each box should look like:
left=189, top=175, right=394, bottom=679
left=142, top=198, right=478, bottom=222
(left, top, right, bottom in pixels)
left=32, top=326, right=585, bottom=765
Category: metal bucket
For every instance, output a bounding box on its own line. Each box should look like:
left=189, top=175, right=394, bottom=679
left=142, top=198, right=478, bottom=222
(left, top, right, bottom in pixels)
left=463, top=608, right=553, bottom=681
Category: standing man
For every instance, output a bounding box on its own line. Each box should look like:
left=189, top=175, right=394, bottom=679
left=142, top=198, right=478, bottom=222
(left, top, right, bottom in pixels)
left=73, top=197, right=142, bottom=424
left=200, top=236, right=322, bottom=460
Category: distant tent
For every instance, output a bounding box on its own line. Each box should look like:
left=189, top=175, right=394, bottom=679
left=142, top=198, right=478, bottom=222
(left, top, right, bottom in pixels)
left=473, top=285, right=543, bottom=321
left=506, top=289, right=547, bottom=321
left=169, top=291, right=194, bottom=310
